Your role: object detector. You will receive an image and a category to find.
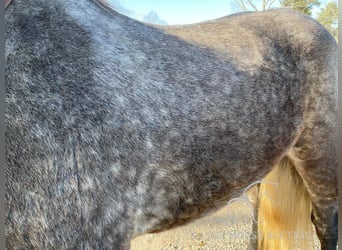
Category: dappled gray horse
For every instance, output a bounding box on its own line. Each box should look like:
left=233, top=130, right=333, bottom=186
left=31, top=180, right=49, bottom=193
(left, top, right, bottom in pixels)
left=5, top=0, right=337, bottom=249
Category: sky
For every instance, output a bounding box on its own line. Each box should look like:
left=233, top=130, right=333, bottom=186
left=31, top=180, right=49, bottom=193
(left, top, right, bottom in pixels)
left=109, top=0, right=332, bottom=25
left=119, top=0, right=240, bottom=24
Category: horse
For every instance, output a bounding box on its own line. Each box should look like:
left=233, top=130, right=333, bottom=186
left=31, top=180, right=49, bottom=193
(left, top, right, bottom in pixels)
left=5, top=0, right=338, bottom=249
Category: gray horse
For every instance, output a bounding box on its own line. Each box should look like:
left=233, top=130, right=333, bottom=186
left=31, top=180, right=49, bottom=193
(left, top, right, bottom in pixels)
left=5, top=0, right=337, bottom=249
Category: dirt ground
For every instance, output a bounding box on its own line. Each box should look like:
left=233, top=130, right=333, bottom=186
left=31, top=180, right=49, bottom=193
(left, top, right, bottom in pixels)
left=131, top=201, right=321, bottom=250
left=131, top=202, right=253, bottom=250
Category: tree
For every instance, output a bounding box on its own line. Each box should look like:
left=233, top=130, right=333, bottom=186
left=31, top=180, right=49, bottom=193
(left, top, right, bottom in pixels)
left=143, top=11, right=168, bottom=25
left=233, top=0, right=277, bottom=11
left=317, top=1, right=338, bottom=40
left=232, top=0, right=337, bottom=41
left=233, top=0, right=319, bottom=12
left=279, top=0, right=320, bottom=16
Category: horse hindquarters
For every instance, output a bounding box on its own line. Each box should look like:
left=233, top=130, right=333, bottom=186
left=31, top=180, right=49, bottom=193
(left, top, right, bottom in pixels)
left=290, top=34, right=338, bottom=250
left=256, top=29, right=338, bottom=250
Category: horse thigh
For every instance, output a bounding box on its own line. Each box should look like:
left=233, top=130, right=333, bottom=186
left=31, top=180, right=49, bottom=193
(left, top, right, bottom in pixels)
left=290, top=128, right=338, bottom=250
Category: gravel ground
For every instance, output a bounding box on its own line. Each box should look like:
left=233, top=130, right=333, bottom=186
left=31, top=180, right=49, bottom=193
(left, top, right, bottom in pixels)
left=131, top=202, right=255, bottom=250
left=131, top=202, right=321, bottom=250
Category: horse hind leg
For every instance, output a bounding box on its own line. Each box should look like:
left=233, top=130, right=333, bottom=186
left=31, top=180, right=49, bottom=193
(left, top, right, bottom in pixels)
left=288, top=70, right=338, bottom=249
left=288, top=129, right=338, bottom=250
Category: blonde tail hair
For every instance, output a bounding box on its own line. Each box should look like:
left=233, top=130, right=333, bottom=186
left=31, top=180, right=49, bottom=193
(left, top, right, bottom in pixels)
left=257, top=156, right=316, bottom=249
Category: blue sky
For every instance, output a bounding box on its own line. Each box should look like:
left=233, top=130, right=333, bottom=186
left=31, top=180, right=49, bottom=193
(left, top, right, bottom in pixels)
left=110, top=0, right=332, bottom=25
left=120, top=0, right=240, bottom=24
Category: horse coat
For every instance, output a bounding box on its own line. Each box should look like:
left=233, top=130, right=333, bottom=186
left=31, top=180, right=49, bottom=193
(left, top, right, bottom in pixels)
left=5, top=0, right=338, bottom=249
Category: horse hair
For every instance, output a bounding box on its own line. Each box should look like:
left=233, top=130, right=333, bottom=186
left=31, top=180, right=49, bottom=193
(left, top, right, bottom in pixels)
left=5, top=0, right=337, bottom=249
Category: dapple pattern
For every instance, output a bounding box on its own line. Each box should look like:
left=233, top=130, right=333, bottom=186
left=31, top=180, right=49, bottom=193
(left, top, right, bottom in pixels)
left=5, top=0, right=337, bottom=249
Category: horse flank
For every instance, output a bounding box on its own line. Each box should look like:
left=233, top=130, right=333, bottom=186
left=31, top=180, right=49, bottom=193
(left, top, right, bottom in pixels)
left=5, top=0, right=337, bottom=249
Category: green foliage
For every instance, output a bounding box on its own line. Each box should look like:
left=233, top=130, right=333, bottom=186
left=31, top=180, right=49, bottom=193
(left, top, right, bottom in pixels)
left=317, top=1, right=338, bottom=41
left=279, top=0, right=320, bottom=15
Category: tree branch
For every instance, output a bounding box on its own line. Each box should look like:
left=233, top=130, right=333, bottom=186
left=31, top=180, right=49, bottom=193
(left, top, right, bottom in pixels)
left=245, top=0, right=258, bottom=11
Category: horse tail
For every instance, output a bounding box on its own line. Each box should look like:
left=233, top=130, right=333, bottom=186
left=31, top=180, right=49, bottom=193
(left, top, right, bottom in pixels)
left=257, top=156, right=315, bottom=250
